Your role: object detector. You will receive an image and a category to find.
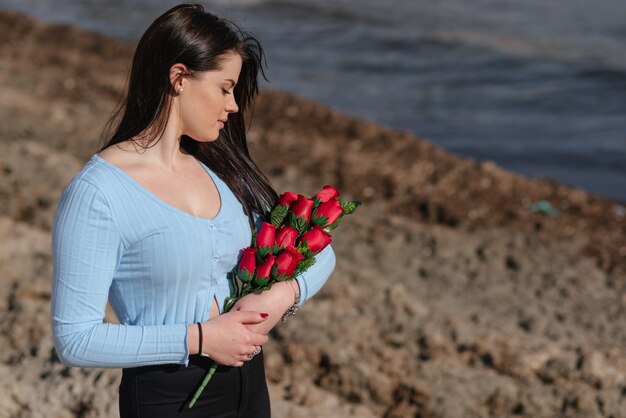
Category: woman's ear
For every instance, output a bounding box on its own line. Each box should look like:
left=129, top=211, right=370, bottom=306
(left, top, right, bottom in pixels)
left=169, top=63, right=189, bottom=93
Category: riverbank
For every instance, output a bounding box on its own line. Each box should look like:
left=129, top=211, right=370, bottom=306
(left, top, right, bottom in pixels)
left=1, top=9, right=625, bottom=418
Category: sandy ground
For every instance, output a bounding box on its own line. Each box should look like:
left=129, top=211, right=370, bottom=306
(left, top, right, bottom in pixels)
left=1, top=9, right=625, bottom=418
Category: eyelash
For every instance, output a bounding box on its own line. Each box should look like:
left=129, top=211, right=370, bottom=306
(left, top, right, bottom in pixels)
left=221, top=88, right=231, bottom=95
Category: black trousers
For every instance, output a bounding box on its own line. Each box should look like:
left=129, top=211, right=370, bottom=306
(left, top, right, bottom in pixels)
left=119, top=350, right=270, bottom=418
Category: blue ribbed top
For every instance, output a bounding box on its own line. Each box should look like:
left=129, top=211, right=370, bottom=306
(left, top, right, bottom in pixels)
left=51, top=154, right=336, bottom=368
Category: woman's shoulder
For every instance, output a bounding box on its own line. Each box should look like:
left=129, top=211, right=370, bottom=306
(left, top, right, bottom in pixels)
left=66, top=154, right=116, bottom=191
left=72, top=142, right=138, bottom=188
left=57, top=154, right=137, bottom=232
left=59, top=153, right=134, bottom=212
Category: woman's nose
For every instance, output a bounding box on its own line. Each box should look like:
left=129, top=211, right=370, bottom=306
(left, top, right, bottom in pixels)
left=226, top=97, right=239, bottom=113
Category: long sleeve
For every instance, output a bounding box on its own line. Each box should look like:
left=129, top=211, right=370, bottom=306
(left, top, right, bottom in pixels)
left=252, top=210, right=336, bottom=305
left=294, top=244, right=335, bottom=304
left=51, top=178, right=190, bottom=368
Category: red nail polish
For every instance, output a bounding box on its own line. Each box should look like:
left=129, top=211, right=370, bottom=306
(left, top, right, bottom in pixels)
left=260, top=313, right=268, bottom=318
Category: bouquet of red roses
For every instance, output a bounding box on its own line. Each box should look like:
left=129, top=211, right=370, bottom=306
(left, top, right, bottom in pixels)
left=188, top=185, right=360, bottom=408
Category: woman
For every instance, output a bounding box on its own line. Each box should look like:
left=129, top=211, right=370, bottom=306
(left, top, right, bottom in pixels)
left=50, top=3, right=336, bottom=417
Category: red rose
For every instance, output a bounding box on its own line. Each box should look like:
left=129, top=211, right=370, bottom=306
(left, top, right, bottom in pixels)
left=254, top=254, right=275, bottom=286
left=298, top=225, right=333, bottom=253
left=256, top=222, right=277, bottom=248
left=256, top=254, right=275, bottom=279
left=313, top=198, right=344, bottom=227
left=274, top=245, right=304, bottom=278
left=278, top=191, right=298, bottom=207
left=238, top=247, right=256, bottom=277
left=289, top=194, right=314, bottom=223
left=275, top=225, right=298, bottom=248
left=313, top=185, right=340, bottom=203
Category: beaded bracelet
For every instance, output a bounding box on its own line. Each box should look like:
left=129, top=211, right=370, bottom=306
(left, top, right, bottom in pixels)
left=281, top=279, right=301, bottom=322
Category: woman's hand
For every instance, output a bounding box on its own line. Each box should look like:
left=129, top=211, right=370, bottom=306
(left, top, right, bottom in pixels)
left=232, top=281, right=297, bottom=335
left=200, top=310, right=269, bottom=367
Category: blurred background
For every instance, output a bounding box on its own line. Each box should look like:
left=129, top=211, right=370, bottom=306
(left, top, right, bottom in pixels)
left=2, top=2, right=626, bottom=417
left=1, top=0, right=625, bottom=202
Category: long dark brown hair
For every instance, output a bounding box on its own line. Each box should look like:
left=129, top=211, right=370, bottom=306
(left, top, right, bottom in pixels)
left=98, top=3, right=277, bottom=228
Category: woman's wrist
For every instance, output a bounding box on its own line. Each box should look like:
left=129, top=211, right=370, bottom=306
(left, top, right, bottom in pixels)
left=287, top=279, right=300, bottom=305
left=281, top=279, right=301, bottom=322
left=291, top=279, right=301, bottom=302
left=187, top=323, right=200, bottom=355
left=273, top=280, right=299, bottom=304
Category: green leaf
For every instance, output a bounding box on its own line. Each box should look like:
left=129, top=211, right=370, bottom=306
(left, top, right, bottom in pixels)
left=258, top=247, right=270, bottom=258
left=295, top=216, right=308, bottom=234
left=287, top=212, right=298, bottom=230
left=240, top=284, right=254, bottom=298
left=223, top=297, right=237, bottom=313
left=341, top=199, right=361, bottom=215
left=325, top=215, right=344, bottom=231
left=311, top=214, right=329, bottom=227
left=257, top=281, right=274, bottom=293
left=297, top=245, right=311, bottom=257
left=237, top=269, right=253, bottom=283
left=270, top=205, right=289, bottom=226
left=296, top=257, right=317, bottom=274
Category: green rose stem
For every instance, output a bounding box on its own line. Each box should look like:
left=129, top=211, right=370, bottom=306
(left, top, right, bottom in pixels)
left=188, top=288, right=240, bottom=409
left=188, top=362, right=218, bottom=408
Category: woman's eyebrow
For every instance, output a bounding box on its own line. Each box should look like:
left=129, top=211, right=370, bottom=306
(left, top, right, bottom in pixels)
left=224, top=79, right=237, bottom=87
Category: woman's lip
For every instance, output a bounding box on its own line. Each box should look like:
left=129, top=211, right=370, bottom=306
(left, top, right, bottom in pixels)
left=217, top=120, right=225, bottom=128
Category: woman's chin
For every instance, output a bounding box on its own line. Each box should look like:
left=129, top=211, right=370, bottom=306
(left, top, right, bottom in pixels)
left=190, top=132, right=221, bottom=142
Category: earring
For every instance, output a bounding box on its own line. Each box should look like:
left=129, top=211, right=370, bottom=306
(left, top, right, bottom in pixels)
left=178, top=87, right=184, bottom=94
